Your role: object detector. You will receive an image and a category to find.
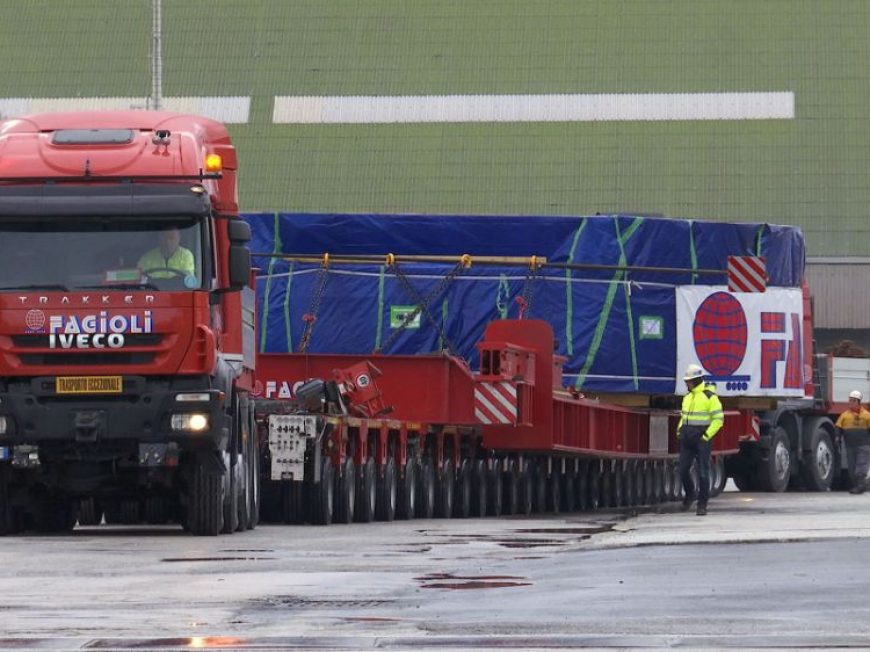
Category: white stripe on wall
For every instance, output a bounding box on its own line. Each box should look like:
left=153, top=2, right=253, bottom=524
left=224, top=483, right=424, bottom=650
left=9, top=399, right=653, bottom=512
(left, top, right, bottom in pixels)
left=0, top=97, right=250, bottom=124
left=272, top=92, right=794, bottom=124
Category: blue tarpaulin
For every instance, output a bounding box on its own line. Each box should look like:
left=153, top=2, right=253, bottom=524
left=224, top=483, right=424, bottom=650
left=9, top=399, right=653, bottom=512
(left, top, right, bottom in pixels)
left=243, top=212, right=805, bottom=394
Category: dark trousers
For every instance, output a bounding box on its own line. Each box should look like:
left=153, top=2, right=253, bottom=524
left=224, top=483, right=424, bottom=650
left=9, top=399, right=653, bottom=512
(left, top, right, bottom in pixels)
left=679, top=427, right=711, bottom=506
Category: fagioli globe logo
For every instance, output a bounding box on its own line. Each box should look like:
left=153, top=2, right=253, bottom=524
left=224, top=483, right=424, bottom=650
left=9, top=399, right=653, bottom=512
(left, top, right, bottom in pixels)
left=692, top=292, right=749, bottom=391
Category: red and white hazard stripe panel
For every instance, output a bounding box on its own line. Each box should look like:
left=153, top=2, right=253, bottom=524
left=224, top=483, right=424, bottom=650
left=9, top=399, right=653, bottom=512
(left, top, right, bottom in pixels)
left=727, top=256, right=767, bottom=292
left=474, top=382, right=518, bottom=425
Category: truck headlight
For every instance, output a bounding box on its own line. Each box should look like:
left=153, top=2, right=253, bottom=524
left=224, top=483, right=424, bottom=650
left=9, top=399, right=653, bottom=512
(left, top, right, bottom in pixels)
left=0, top=416, right=6, bottom=435
left=171, top=413, right=209, bottom=432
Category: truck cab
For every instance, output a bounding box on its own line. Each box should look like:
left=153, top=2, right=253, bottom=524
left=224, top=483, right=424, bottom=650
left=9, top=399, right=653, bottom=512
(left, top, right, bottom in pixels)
left=0, top=111, right=257, bottom=535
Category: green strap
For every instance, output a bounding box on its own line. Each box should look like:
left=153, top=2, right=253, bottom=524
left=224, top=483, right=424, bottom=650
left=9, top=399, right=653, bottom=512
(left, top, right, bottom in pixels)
left=282, top=261, right=295, bottom=352
left=575, top=216, right=642, bottom=389
left=689, top=220, right=698, bottom=285
left=496, top=274, right=510, bottom=319
left=565, top=218, right=586, bottom=356
left=258, top=212, right=282, bottom=353
left=755, top=225, right=764, bottom=256
left=374, top=265, right=386, bottom=350
left=616, top=219, right=641, bottom=390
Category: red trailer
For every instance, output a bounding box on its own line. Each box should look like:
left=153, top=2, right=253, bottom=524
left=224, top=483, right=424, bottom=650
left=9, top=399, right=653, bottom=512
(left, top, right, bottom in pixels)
left=254, top=318, right=755, bottom=525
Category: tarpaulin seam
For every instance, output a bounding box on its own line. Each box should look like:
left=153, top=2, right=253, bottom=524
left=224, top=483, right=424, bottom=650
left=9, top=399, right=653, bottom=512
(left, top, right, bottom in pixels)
left=283, top=261, right=294, bottom=352
left=259, top=212, right=282, bottom=353
left=575, top=216, right=642, bottom=389
left=565, top=218, right=586, bottom=357
left=375, top=265, right=385, bottom=350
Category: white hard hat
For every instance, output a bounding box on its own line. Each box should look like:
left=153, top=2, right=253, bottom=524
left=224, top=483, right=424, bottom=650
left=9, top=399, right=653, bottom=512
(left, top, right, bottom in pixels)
left=683, top=364, right=705, bottom=381
left=849, top=390, right=863, bottom=401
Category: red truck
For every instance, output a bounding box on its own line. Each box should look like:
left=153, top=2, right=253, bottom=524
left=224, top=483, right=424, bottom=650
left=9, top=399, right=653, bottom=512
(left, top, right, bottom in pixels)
left=0, top=111, right=258, bottom=535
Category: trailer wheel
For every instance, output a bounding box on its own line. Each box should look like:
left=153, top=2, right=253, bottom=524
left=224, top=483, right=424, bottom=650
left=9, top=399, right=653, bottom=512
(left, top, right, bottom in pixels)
left=622, top=462, right=635, bottom=507
left=355, top=458, right=377, bottom=523
left=658, top=462, right=672, bottom=501
left=0, top=467, right=19, bottom=535
left=119, top=500, right=142, bottom=525
left=575, top=461, right=588, bottom=510
left=801, top=424, right=835, bottom=492
left=487, top=459, right=504, bottom=517
left=710, top=457, right=727, bottom=497
left=612, top=465, right=623, bottom=508
left=376, top=457, right=398, bottom=522
left=417, top=458, right=436, bottom=519
left=78, top=498, right=103, bottom=526
left=282, top=482, right=305, bottom=524
left=188, top=454, right=225, bottom=536
left=533, top=461, right=547, bottom=513
left=453, top=459, right=472, bottom=518
left=144, top=496, right=169, bottom=525
left=313, top=457, right=335, bottom=525
left=561, top=469, right=576, bottom=512
left=587, top=463, right=601, bottom=510
left=34, top=493, right=77, bottom=534
left=599, top=466, right=612, bottom=508
left=248, top=410, right=260, bottom=529
left=548, top=470, right=561, bottom=514
left=436, top=459, right=455, bottom=518
left=518, top=461, right=534, bottom=515
left=471, top=459, right=488, bottom=517
left=502, top=460, right=519, bottom=515
left=756, top=427, right=791, bottom=492
left=644, top=463, right=657, bottom=504
left=335, top=458, right=356, bottom=524
left=396, top=459, right=416, bottom=520
left=634, top=462, right=646, bottom=505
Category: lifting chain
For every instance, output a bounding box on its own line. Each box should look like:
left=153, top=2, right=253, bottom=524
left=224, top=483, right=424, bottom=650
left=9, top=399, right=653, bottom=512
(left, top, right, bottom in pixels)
left=516, top=255, right=543, bottom=319
left=297, top=254, right=330, bottom=353
left=375, top=254, right=471, bottom=355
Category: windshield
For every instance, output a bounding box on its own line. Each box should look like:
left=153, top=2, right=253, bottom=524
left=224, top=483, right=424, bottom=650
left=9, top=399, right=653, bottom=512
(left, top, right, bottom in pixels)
left=0, top=216, right=206, bottom=292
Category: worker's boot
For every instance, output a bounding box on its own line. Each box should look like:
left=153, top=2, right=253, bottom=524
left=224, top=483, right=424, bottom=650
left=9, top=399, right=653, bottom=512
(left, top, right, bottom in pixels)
left=696, top=504, right=707, bottom=516
left=680, top=497, right=693, bottom=511
left=849, top=483, right=865, bottom=495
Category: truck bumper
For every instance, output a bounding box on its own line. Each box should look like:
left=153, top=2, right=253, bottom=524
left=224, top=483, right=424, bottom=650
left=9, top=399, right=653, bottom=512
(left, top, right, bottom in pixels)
left=0, top=376, right=228, bottom=453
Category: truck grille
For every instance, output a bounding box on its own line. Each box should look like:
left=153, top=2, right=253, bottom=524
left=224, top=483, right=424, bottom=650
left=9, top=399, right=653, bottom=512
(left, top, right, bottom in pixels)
left=19, top=352, right=156, bottom=366
left=12, top=334, right=163, bottom=348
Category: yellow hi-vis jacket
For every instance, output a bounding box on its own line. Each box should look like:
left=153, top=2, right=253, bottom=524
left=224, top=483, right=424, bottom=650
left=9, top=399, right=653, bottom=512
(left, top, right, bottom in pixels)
left=137, top=246, right=195, bottom=279
left=677, top=382, right=724, bottom=442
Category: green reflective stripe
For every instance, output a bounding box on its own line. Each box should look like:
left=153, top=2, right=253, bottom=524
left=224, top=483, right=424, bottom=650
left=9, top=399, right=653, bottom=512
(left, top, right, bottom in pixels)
left=755, top=225, right=765, bottom=256
left=565, top=219, right=586, bottom=357
left=710, top=411, right=725, bottom=417
left=283, top=261, right=295, bottom=352
left=259, top=212, right=282, bottom=353
left=374, top=265, right=386, bottom=350
left=575, top=217, right=641, bottom=389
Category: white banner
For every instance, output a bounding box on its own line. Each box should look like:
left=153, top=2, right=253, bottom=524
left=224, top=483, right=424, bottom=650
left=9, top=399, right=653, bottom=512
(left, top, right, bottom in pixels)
left=675, top=286, right=807, bottom=397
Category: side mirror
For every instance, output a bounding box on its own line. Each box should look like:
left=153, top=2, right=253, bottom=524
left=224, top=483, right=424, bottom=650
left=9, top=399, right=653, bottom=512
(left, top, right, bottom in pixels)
left=228, top=219, right=251, bottom=244
left=228, top=244, right=251, bottom=290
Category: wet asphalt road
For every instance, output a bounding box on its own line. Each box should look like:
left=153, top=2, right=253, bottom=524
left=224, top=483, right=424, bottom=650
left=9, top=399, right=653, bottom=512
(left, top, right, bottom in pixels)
left=1, top=490, right=870, bottom=650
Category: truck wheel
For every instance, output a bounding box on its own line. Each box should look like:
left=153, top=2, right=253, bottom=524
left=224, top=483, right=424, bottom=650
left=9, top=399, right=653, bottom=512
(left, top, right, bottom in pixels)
left=756, top=427, right=791, bottom=492
left=635, top=462, right=647, bottom=505
left=188, top=456, right=225, bottom=536
left=376, top=457, right=397, bottom=522
left=335, top=458, right=356, bottom=523
left=120, top=500, right=142, bottom=525
left=247, top=411, right=260, bottom=529
left=355, top=458, right=377, bottom=523
left=488, top=459, right=504, bottom=516
left=282, top=482, right=304, bottom=524
left=518, top=461, right=534, bottom=515
left=801, top=425, right=835, bottom=492
left=396, top=459, right=416, bottom=520
left=35, top=494, right=76, bottom=534
left=622, top=462, right=635, bottom=507
left=453, top=459, right=472, bottom=518
left=313, top=457, right=335, bottom=525
left=0, top=467, right=18, bottom=535
left=575, top=461, right=588, bottom=510
left=646, top=463, right=658, bottom=504
left=222, top=455, right=239, bottom=535
left=144, top=496, right=169, bottom=525
left=503, top=460, right=519, bottom=515
left=235, top=452, right=251, bottom=532
left=562, top=469, right=576, bottom=512
left=436, top=459, right=455, bottom=518
left=612, top=465, right=623, bottom=508
left=416, top=458, right=436, bottom=519
left=471, top=459, right=487, bottom=517
left=78, top=498, right=103, bottom=526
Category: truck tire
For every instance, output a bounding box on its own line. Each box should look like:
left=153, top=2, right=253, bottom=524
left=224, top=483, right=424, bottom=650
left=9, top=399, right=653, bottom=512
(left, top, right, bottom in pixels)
left=487, top=459, right=504, bottom=516
left=396, top=459, right=415, bottom=520
left=248, top=411, right=260, bottom=529
left=313, top=458, right=335, bottom=525
left=355, top=458, right=377, bottom=523
left=645, top=463, right=656, bottom=504
left=548, top=469, right=561, bottom=514
left=710, top=457, right=727, bottom=497
left=623, top=462, right=635, bottom=507
left=518, top=461, right=534, bottom=515
left=471, top=459, right=488, bottom=517
left=661, top=462, right=674, bottom=502
left=561, top=469, right=576, bottom=512
left=801, top=423, right=835, bottom=492
left=756, top=427, right=791, bottom=493
left=612, top=465, right=624, bottom=508
left=35, top=494, right=76, bottom=534
left=453, top=459, right=472, bottom=518
left=188, top=457, right=225, bottom=536
left=78, top=498, right=103, bottom=526
left=587, top=464, right=601, bottom=510
left=335, top=458, right=356, bottom=523
left=235, top=452, right=250, bottom=532
left=0, top=467, right=19, bottom=535
left=222, top=455, right=240, bottom=535
left=575, top=461, right=588, bottom=510
left=599, top=466, right=612, bottom=508
left=533, top=461, right=547, bottom=513
left=144, top=496, right=169, bottom=525
left=376, top=457, right=397, bottom=522
left=436, top=459, right=455, bottom=518
left=417, top=458, right=436, bottom=519
left=119, top=500, right=142, bottom=525
left=282, top=482, right=305, bottom=524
